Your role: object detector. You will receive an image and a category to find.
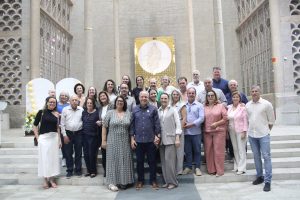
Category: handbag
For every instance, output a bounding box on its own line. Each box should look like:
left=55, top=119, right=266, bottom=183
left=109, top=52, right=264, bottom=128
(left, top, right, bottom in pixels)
left=34, top=110, right=44, bottom=146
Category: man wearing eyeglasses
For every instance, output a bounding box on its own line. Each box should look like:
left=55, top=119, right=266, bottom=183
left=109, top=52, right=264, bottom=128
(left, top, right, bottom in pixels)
left=120, top=83, right=136, bottom=112
left=182, top=87, right=204, bottom=176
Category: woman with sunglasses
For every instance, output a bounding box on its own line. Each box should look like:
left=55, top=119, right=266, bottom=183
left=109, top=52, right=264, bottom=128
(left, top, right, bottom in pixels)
left=204, top=90, right=228, bottom=177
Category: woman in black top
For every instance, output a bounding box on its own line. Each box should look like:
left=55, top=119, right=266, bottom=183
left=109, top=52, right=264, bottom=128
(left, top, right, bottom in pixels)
left=82, top=97, right=100, bottom=178
left=33, top=96, right=61, bottom=189
left=132, top=75, right=145, bottom=105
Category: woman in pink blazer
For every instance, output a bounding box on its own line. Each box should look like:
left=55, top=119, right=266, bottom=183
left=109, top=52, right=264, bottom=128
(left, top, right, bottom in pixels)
left=227, top=91, right=248, bottom=175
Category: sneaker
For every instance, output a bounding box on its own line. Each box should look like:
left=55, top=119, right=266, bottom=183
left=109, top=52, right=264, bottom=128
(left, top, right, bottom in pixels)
left=252, top=176, right=264, bottom=185
left=66, top=172, right=72, bottom=179
left=236, top=171, right=245, bottom=175
left=263, top=182, right=271, bottom=192
left=108, top=184, right=119, bottom=192
left=195, top=168, right=202, bottom=176
left=182, top=168, right=192, bottom=175
left=61, top=159, right=66, bottom=167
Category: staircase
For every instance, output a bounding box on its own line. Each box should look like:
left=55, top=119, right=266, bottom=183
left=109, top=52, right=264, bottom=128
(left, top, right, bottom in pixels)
left=0, top=126, right=299, bottom=185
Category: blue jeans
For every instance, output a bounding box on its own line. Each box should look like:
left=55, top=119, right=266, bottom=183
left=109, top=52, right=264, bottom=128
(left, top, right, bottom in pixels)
left=184, top=134, right=202, bottom=169
left=135, top=142, right=157, bottom=183
left=65, top=130, right=83, bottom=173
left=248, top=134, right=272, bottom=183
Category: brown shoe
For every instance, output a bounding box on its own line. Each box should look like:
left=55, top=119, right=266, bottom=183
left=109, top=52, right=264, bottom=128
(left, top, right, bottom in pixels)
left=152, top=182, right=159, bottom=190
left=135, top=182, right=143, bottom=190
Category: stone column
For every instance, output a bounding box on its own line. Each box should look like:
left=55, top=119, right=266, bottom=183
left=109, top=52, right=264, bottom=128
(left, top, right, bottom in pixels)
left=269, top=0, right=283, bottom=94
left=84, top=0, right=94, bottom=87
left=30, top=0, right=40, bottom=79
left=213, top=0, right=226, bottom=76
left=269, top=0, right=300, bottom=125
left=187, top=0, right=196, bottom=72
left=113, top=0, right=121, bottom=84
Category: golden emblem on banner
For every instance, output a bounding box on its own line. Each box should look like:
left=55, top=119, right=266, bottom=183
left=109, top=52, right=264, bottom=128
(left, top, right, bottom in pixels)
left=135, top=36, right=176, bottom=87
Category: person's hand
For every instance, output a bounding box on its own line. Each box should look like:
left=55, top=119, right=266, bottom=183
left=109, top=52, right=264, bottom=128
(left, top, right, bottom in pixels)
left=63, top=136, right=70, bottom=144
left=210, top=123, right=217, bottom=129
left=241, top=132, right=247, bottom=139
left=154, top=135, right=160, bottom=146
left=184, top=123, right=194, bottom=129
left=175, top=138, right=180, bottom=148
left=101, top=141, right=107, bottom=149
left=131, top=138, right=137, bottom=150
left=96, top=120, right=102, bottom=126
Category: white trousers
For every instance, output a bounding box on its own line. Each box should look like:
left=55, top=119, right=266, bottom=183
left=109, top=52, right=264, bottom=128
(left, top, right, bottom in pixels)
left=229, top=128, right=247, bottom=172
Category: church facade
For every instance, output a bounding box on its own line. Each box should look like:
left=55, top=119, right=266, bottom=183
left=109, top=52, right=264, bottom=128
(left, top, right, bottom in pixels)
left=0, top=0, right=299, bottom=127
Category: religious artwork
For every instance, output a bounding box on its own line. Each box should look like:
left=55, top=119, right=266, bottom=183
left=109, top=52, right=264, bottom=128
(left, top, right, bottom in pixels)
left=24, top=77, right=81, bottom=135
left=135, top=36, right=176, bottom=87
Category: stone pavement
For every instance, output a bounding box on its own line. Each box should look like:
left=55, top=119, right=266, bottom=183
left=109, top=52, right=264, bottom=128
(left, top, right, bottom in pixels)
left=0, top=180, right=300, bottom=200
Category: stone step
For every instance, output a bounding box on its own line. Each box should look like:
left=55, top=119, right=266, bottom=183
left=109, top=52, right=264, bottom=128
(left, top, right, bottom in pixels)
left=247, top=148, right=300, bottom=159
left=247, top=140, right=300, bottom=149
left=0, top=156, right=299, bottom=175
left=0, top=167, right=299, bottom=185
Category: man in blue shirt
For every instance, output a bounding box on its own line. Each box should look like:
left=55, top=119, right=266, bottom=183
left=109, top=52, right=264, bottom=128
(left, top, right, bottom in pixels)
left=130, top=91, right=161, bottom=190
left=182, top=87, right=204, bottom=176
left=212, top=67, right=230, bottom=97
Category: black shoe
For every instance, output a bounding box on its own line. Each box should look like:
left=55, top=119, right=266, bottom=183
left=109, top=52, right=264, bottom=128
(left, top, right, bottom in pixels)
left=263, top=182, right=271, bottom=192
left=75, top=172, right=82, bottom=177
left=66, top=172, right=73, bottom=179
left=84, top=173, right=90, bottom=177
left=252, top=176, right=264, bottom=185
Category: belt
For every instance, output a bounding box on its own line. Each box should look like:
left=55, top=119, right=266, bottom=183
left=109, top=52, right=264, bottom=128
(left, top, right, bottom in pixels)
left=66, top=129, right=82, bottom=134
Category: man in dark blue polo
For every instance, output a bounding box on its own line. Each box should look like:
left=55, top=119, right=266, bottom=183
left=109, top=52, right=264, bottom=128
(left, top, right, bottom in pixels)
left=212, top=67, right=230, bottom=97
left=130, top=91, right=161, bottom=190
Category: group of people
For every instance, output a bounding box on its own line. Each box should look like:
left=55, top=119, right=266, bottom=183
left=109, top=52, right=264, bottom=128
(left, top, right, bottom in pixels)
left=32, top=67, right=275, bottom=192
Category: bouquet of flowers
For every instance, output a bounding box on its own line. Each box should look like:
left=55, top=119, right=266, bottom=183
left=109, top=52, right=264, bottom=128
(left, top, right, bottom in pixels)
left=24, top=111, right=36, bottom=135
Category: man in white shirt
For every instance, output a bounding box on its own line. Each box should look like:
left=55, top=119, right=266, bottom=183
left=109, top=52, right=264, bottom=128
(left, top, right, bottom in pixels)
left=197, top=77, right=227, bottom=107
left=187, top=70, right=204, bottom=96
left=246, top=85, right=275, bottom=192
left=61, top=95, right=84, bottom=178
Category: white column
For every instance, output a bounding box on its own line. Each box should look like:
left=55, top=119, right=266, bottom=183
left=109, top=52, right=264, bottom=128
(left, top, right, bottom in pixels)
left=113, top=0, right=121, bottom=84
left=269, top=0, right=282, bottom=94
left=84, top=0, right=94, bottom=87
left=187, top=0, right=196, bottom=71
left=30, top=0, right=40, bottom=79
left=214, top=0, right=226, bottom=76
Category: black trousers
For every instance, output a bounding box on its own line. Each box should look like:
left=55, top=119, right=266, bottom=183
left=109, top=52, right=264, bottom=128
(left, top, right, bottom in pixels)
left=64, top=130, right=83, bottom=173
left=83, top=134, right=98, bottom=174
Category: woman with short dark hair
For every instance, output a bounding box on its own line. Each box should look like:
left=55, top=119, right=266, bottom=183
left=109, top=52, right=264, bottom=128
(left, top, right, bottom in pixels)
left=74, top=83, right=86, bottom=107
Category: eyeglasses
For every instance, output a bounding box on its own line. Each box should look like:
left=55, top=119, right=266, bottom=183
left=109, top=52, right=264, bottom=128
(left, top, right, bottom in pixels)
left=117, top=100, right=124, bottom=103
left=48, top=101, right=56, bottom=104
left=207, top=94, right=215, bottom=97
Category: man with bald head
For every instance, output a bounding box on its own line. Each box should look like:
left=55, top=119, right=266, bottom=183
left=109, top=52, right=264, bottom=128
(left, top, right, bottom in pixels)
left=130, top=91, right=161, bottom=190
left=60, top=95, right=84, bottom=178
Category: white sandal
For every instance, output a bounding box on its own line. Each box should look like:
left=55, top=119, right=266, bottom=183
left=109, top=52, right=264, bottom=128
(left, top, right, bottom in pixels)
left=108, top=184, right=119, bottom=192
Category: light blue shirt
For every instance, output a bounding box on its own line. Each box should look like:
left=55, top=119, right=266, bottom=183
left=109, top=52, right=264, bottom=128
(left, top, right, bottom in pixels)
left=185, top=101, right=204, bottom=135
